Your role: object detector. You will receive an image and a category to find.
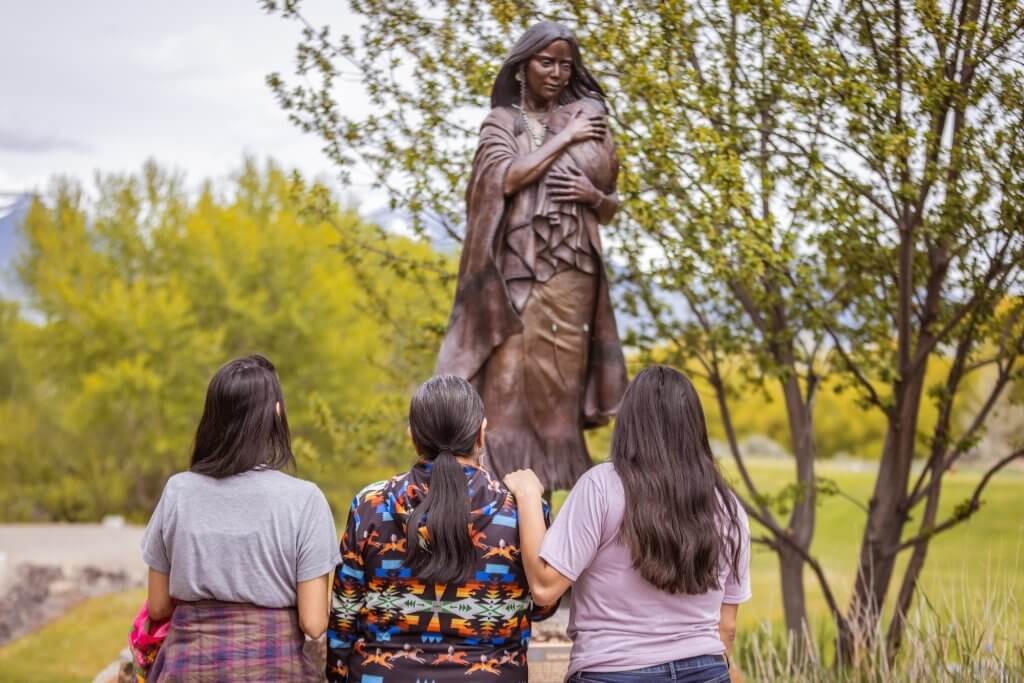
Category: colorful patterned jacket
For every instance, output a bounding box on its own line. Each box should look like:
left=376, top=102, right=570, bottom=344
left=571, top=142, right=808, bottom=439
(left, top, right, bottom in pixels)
left=326, top=462, right=558, bottom=683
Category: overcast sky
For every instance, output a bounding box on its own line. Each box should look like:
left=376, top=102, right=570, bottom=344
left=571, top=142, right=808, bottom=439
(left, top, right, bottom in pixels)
left=0, top=0, right=374, bottom=201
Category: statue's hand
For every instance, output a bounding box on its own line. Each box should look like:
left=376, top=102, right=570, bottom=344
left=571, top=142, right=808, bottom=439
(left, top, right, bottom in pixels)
left=562, top=108, right=607, bottom=144
left=547, top=165, right=602, bottom=206
left=503, top=469, right=545, bottom=501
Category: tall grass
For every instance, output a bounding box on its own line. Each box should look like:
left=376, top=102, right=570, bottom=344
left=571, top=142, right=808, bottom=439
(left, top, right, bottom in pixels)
left=737, top=585, right=1023, bottom=682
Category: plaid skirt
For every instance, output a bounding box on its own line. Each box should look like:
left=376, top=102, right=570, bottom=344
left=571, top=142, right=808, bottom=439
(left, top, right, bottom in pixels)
left=148, top=600, right=321, bottom=682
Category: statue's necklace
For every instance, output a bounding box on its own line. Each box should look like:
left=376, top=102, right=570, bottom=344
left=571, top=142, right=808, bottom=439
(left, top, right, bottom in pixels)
left=515, top=105, right=550, bottom=148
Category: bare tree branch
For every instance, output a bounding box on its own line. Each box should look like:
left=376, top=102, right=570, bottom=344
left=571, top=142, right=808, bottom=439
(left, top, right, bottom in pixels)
left=823, top=326, right=889, bottom=414
left=896, top=448, right=1024, bottom=553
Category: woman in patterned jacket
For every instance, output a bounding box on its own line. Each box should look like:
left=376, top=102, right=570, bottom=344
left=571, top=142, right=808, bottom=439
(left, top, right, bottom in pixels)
left=326, top=375, right=558, bottom=683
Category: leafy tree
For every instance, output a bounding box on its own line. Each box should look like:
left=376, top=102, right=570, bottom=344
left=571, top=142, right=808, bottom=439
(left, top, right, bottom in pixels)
left=3, top=160, right=452, bottom=520
left=264, top=0, right=1024, bottom=661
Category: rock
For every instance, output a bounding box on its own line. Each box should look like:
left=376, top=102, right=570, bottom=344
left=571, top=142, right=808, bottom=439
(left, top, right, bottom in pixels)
left=97, top=648, right=135, bottom=683
left=531, top=604, right=571, bottom=643
left=0, top=563, right=142, bottom=646
left=117, top=648, right=136, bottom=683
left=90, top=659, right=121, bottom=683
left=0, top=564, right=63, bottom=644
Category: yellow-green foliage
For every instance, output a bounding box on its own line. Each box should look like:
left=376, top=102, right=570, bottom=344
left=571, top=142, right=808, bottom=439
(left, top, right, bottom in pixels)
left=698, top=356, right=972, bottom=460
left=625, top=350, right=978, bottom=461
left=0, top=160, right=453, bottom=521
left=0, top=156, right=1009, bottom=527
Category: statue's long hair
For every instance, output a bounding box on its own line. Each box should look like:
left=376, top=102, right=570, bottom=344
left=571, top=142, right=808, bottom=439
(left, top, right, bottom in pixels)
left=490, top=21, right=605, bottom=109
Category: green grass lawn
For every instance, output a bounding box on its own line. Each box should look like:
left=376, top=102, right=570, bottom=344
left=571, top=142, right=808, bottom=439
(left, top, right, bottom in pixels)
left=0, top=587, right=145, bottom=683
left=720, top=458, right=1024, bottom=631
left=1, top=459, right=1019, bottom=682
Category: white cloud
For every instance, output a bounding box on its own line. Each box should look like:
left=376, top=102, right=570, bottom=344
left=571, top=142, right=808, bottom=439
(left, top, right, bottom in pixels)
left=0, top=127, right=92, bottom=154
left=0, top=0, right=375, bottom=201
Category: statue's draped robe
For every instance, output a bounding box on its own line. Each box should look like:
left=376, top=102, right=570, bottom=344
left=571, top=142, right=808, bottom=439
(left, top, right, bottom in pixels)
left=436, top=99, right=628, bottom=490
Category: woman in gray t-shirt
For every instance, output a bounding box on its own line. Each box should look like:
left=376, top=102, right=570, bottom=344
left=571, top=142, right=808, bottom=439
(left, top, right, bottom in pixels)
left=140, top=354, right=341, bottom=682
left=506, top=365, right=751, bottom=683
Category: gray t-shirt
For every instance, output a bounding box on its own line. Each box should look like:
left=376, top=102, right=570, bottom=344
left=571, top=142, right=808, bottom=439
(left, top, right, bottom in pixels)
left=141, top=469, right=341, bottom=608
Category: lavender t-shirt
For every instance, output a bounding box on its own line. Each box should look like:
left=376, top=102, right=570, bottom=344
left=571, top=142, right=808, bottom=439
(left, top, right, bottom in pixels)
left=539, top=462, right=751, bottom=677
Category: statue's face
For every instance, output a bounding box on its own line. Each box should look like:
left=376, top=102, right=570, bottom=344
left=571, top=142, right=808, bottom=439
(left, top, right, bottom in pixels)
left=525, top=39, right=573, bottom=105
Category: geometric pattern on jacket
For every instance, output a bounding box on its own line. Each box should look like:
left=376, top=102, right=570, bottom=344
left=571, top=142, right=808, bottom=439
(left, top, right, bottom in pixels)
left=326, top=461, right=558, bottom=683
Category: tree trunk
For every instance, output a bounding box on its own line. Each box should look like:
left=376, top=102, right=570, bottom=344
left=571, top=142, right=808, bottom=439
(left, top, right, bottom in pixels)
left=885, top=515, right=931, bottom=655
left=886, top=457, right=944, bottom=656
left=779, top=544, right=808, bottom=640
left=841, top=368, right=927, bottom=662
left=780, top=374, right=816, bottom=640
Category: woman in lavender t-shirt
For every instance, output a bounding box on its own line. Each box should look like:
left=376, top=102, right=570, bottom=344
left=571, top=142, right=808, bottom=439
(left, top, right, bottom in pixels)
left=505, top=365, right=751, bottom=683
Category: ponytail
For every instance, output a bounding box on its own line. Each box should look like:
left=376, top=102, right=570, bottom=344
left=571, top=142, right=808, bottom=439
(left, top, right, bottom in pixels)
left=403, top=376, right=485, bottom=585
left=404, top=449, right=474, bottom=583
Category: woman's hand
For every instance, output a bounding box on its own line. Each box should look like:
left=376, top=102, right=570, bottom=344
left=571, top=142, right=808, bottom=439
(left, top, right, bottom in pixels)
left=503, top=468, right=569, bottom=607
left=504, top=468, right=545, bottom=501
left=562, top=108, right=607, bottom=144
left=547, top=165, right=602, bottom=206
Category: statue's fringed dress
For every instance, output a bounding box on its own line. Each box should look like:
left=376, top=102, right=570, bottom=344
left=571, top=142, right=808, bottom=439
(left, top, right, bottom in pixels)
left=436, top=97, right=628, bottom=491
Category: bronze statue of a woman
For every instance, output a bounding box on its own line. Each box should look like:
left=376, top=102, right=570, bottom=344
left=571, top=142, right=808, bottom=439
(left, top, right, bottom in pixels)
left=436, top=21, right=628, bottom=491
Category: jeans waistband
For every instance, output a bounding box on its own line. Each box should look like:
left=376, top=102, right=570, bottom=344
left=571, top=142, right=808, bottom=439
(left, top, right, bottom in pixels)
left=624, top=653, right=728, bottom=675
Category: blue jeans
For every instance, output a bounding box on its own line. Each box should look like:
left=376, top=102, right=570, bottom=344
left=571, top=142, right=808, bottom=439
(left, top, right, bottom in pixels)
left=570, top=654, right=730, bottom=683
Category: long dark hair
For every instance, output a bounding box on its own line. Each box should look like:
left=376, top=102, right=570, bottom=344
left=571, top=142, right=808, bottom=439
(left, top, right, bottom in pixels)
left=404, top=375, right=485, bottom=584
left=612, top=366, right=743, bottom=594
left=490, top=21, right=606, bottom=109
left=190, top=354, right=295, bottom=478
